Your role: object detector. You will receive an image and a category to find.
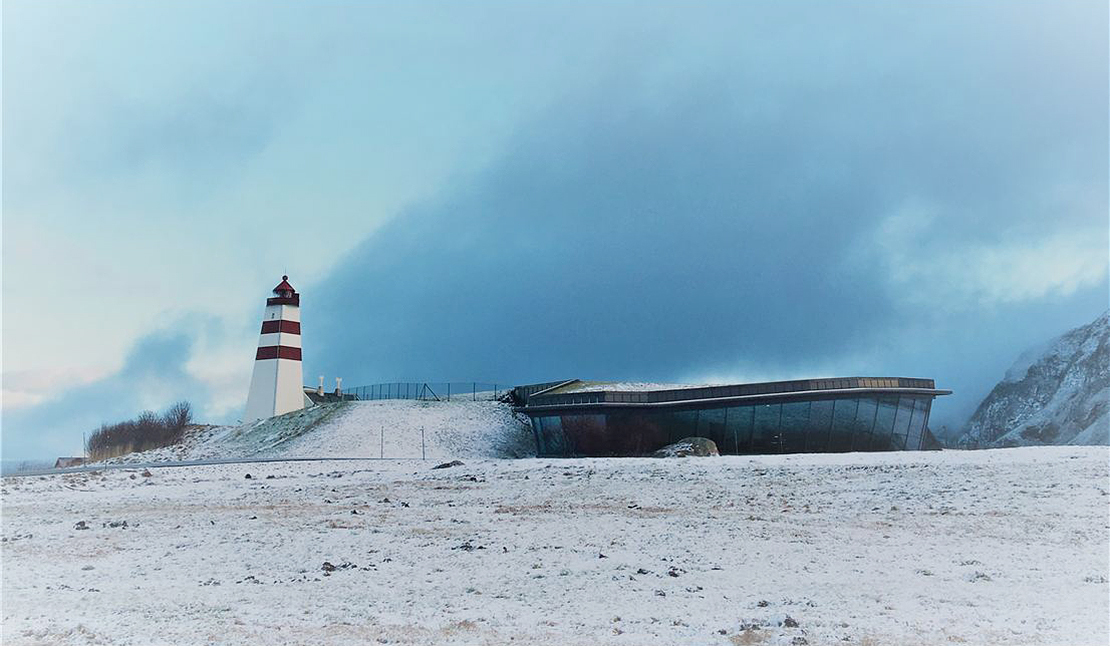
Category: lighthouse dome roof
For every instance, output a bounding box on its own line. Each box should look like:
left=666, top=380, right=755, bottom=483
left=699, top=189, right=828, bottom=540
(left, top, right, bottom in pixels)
left=273, top=275, right=296, bottom=294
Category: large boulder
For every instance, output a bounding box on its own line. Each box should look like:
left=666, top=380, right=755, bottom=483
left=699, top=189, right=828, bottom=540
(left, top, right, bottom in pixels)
left=651, top=437, right=719, bottom=458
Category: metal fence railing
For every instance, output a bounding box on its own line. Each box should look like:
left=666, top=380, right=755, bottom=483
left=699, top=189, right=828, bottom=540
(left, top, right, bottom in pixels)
left=1, top=460, right=57, bottom=476
left=342, top=382, right=509, bottom=402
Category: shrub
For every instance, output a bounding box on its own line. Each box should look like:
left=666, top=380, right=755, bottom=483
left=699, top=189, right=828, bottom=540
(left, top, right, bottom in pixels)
left=86, top=401, right=193, bottom=461
left=163, top=401, right=192, bottom=430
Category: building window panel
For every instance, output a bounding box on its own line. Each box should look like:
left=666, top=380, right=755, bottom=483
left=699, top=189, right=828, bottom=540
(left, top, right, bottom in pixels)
left=727, top=406, right=754, bottom=453
left=904, top=397, right=925, bottom=450
left=911, top=398, right=932, bottom=450
left=665, top=410, right=699, bottom=444
left=532, top=417, right=546, bottom=455
left=561, top=414, right=608, bottom=456
left=868, top=396, right=894, bottom=450
left=608, top=410, right=668, bottom=456
left=780, top=401, right=810, bottom=453
left=852, top=397, right=878, bottom=451
left=829, top=398, right=857, bottom=452
left=806, top=399, right=834, bottom=452
left=894, top=399, right=912, bottom=435
left=539, top=416, right=567, bottom=457
left=696, top=408, right=728, bottom=450
left=890, top=396, right=913, bottom=448
left=873, top=396, right=899, bottom=451
left=752, top=403, right=782, bottom=453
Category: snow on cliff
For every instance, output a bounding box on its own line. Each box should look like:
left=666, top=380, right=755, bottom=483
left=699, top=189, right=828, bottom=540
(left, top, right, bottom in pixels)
left=958, top=310, right=1109, bottom=447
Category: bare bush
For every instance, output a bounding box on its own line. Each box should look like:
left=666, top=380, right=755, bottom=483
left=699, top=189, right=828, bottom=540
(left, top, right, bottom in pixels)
left=86, top=401, right=193, bottom=461
left=163, top=401, right=192, bottom=429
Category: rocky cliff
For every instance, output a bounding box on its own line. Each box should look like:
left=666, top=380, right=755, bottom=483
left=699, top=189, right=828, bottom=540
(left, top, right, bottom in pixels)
left=957, top=311, right=1109, bottom=447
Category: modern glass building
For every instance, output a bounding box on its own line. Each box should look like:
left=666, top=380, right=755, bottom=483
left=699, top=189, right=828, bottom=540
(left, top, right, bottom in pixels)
left=511, top=377, right=951, bottom=457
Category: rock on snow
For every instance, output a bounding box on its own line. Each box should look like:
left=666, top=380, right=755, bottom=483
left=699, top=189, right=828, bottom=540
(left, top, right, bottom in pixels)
left=652, top=437, right=720, bottom=458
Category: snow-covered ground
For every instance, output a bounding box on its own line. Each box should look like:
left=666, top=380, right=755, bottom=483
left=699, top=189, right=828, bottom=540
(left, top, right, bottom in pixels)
left=3, top=446, right=1107, bottom=645
left=97, top=399, right=535, bottom=465
left=276, top=399, right=534, bottom=460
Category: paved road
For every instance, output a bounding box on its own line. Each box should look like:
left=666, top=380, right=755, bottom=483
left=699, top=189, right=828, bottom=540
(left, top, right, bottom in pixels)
left=1, top=456, right=427, bottom=478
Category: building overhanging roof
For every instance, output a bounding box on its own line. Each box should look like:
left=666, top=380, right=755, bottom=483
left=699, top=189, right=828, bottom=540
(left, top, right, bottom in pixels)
left=514, top=377, right=951, bottom=413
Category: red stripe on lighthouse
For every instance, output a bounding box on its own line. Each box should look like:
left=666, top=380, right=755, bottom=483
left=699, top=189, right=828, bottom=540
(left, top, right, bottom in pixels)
left=255, top=346, right=302, bottom=361
left=260, top=320, right=301, bottom=335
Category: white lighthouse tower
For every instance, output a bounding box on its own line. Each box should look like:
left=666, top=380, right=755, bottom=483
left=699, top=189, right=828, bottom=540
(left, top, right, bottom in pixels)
left=244, top=275, right=305, bottom=422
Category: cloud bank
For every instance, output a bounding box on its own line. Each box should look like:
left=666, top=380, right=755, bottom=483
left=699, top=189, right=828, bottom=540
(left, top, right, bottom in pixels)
left=308, top=2, right=1108, bottom=434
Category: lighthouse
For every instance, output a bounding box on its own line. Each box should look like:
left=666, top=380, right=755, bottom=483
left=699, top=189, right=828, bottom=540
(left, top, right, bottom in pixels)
left=244, top=275, right=305, bottom=422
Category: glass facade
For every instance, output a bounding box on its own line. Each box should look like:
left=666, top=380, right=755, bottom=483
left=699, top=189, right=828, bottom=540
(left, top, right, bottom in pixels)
left=530, top=394, right=935, bottom=457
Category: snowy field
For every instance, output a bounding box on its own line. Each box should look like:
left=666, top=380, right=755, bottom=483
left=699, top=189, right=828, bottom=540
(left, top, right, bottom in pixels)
left=3, top=447, right=1108, bottom=645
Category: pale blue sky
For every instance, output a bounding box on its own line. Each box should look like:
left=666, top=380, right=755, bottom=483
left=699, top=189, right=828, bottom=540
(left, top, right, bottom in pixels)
left=3, top=1, right=1107, bottom=459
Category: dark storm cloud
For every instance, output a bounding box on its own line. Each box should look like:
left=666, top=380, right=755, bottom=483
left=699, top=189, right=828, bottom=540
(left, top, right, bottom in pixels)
left=2, top=330, right=210, bottom=459
left=314, top=83, right=893, bottom=377
left=308, top=2, right=1107, bottom=432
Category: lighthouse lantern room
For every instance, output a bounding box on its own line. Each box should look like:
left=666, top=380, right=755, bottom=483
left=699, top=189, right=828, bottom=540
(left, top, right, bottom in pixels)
left=244, top=275, right=305, bottom=421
